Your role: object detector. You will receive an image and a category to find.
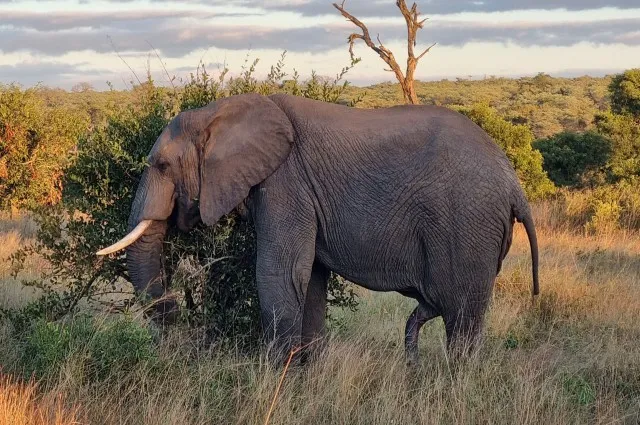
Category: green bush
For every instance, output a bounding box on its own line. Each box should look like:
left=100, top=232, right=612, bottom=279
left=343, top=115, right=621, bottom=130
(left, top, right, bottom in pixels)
left=594, top=111, right=640, bottom=181
left=17, top=315, right=156, bottom=381
left=609, top=68, right=640, bottom=117
left=20, top=319, right=82, bottom=379
left=539, top=181, right=640, bottom=233
left=534, top=131, right=612, bottom=188
left=457, top=103, right=556, bottom=200
left=11, top=56, right=360, bottom=348
left=90, top=317, right=157, bottom=380
left=0, top=84, right=88, bottom=210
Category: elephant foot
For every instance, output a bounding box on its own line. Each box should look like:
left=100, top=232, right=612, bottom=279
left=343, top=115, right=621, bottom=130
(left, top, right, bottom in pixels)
left=405, top=348, right=420, bottom=367
left=404, top=303, right=438, bottom=367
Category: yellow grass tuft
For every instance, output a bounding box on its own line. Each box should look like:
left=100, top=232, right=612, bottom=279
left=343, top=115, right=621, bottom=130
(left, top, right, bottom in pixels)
left=0, top=376, right=82, bottom=425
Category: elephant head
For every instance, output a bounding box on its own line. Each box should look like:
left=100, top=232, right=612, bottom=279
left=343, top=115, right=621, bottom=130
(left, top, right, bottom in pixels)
left=96, top=94, right=294, bottom=322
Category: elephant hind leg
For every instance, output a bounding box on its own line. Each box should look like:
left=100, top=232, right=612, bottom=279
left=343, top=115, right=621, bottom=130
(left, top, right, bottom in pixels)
left=405, top=303, right=439, bottom=365
left=443, top=290, right=492, bottom=361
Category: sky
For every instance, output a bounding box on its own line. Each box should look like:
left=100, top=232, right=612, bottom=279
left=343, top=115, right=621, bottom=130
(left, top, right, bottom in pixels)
left=1, top=0, right=640, bottom=90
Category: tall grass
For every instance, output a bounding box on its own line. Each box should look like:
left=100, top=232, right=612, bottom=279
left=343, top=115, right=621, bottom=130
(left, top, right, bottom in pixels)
left=0, top=212, right=43, bottom=309
left=533, top=183, right=640, bottom=234
left=1, top=204, right=639, bottom=424
left=0, top=376, right=82, bottom=425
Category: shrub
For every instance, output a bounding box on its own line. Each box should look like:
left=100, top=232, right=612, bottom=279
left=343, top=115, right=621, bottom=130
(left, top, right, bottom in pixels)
left=609, top=68, right=640, bottom=117
left=20, top=319, right=80, bottom=379
left=16, top=315, right=156, bottom=382
left=594, top=111, right=640, bottom=181
left=0, top=84, right=88, bottom=211
left=89, top=317, right=157, bottom=380
left=534, top=181, right=640, bottom=234
left=11, top=56, right=360, bottom=348
left=585, top=195, right=621, bottom=234
left=457, top=103, right=556, bottom=200
left=533, top=131, right=612, bottom=188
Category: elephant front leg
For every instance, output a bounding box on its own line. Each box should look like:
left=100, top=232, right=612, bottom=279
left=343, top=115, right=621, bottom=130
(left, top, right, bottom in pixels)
left=255, top=236, right=317, bottom=363
left=301, top=261, right=330, bottom=355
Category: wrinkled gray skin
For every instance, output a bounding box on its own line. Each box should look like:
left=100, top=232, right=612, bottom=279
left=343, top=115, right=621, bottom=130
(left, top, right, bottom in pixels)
left=125, top=93, right=539, bottom=362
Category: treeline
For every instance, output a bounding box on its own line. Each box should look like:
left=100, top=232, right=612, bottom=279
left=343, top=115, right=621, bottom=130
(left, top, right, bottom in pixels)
left=348, top=73, right=611, bottom=139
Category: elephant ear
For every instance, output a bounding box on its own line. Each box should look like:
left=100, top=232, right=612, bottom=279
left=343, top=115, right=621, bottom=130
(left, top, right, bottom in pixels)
left=198, top=94, right=294, bottom=226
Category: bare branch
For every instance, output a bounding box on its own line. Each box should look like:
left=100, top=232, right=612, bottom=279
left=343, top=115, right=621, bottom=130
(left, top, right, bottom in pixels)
left=416, top=42, right=437, bottom=61
left=333, top=1, right=403, bottom=78
left=333, top=2, right=381, bottom=55
left=334, top=0, right=434, bottom=105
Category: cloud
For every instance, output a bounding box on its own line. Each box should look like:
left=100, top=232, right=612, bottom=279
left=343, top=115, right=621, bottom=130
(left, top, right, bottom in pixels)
left=0, top=10, right=208, bottom=31
left=0, top=61, right=113, bottom=87
left=425, top=18, right=640, bottom=47
left=2, top=15, right=639, bottom=59
left=263, top=0, right=640, bottom=16
left=4, top=0, right=638, bottom=16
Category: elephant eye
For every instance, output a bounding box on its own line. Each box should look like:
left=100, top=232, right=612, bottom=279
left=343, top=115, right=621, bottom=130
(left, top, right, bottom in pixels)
left=156, top=160, right=170, bottom=174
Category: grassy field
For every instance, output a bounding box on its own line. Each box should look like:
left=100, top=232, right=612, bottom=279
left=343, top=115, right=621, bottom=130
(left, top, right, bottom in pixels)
left=1, top=207, right=639, bottom=424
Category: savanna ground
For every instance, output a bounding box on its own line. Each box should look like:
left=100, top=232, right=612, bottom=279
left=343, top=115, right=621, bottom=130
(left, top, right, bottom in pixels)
left=1, top=197, right=639, bottom=425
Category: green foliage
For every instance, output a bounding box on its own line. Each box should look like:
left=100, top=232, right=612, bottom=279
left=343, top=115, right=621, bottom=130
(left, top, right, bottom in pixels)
left=457, top=103, right=556, bottom=200
left=20, top=73, right=612, bottom=140
left=609, top=69, right=640, bottom=117
left=563, top=374, right=596, bottom=406
left=89, top=317, right=158, bottom=380
left=543, top=182, right=640, bottom=233
left=20, top=318, right=81, bottom=379
left=594, top=111, right=640, bottom=181
left=165, top=214, right=261, bottom=342
left=534, top=131, right=612, bottom=188
left=16, top=315, right=157, bottom=381
left=586, top=196, right=621, bottom=235
left=12, top=56, right=360, bottom=347
left=0, top=84, right=88, bottom=210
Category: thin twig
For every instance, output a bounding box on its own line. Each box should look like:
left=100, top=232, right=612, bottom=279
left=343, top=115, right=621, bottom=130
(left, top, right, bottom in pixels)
left=107, top=35, right=142, bottom=86
left=263, top=339, right=320, bottom=425
left=146, top=40, right=176, bottom=91
left=185, top=256, right=236, bottom=280
left=64, top=257, right=105, bottom=318
left=416, top=42, right=437, bottom=61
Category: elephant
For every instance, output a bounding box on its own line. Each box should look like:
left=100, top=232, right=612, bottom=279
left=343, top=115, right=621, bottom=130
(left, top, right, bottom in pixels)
left=97, top=93, right=539, bottom=362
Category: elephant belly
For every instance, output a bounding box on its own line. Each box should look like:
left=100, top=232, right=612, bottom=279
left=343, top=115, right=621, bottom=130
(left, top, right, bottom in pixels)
left=313, top=224, right=425, bottom=294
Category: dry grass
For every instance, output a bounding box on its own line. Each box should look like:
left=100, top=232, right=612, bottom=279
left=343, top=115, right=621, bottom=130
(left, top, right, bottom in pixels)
left=0, top=213, right=43, bottom=309
left=0, top=376, right=82, bottom=425
left=1, top=207, right=639, bottom=424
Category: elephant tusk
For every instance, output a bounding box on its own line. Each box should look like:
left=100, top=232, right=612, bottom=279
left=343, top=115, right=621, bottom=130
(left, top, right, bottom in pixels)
left=96, top=220, right=153, bottom=256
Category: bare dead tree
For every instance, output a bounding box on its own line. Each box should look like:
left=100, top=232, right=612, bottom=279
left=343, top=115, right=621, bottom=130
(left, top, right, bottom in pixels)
left=333, top=0, right=436, bottom=105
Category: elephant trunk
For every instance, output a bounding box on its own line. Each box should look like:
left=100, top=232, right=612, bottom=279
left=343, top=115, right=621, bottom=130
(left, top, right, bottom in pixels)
left=126, top=220, right=177, bottom=322
left=124, top=168, right=178, bottom=323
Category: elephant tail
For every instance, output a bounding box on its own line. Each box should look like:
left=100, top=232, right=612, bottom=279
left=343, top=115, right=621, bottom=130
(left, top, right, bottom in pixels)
left=513, top=202, right=540, bottom=297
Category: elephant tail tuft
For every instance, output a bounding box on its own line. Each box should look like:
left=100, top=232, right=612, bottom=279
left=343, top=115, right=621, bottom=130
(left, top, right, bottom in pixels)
left=513, top=201, right=540, bottom=297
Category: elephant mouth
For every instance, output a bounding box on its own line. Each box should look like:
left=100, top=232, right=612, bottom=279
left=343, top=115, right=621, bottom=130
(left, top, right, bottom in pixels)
left=175, top=197, right=201, bottom=233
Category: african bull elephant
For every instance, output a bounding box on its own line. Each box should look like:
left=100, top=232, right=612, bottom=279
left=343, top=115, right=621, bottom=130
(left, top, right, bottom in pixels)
left=97, top=93, right=539, bottom=361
